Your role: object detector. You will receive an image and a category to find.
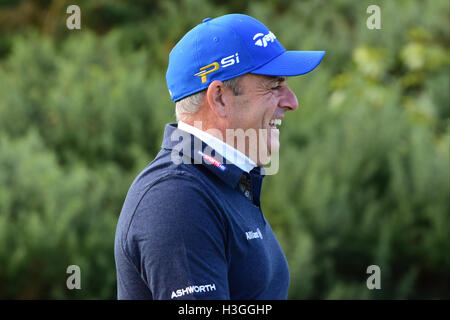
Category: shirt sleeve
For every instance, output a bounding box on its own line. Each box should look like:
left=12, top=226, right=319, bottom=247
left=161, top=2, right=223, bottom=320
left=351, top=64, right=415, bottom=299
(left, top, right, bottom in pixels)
left=124, top=173, right=230, bottom=300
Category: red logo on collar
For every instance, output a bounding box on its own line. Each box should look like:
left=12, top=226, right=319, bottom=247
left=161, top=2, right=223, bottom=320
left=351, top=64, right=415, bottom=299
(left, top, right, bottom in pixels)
left=197, top=150, right=226, bottom=171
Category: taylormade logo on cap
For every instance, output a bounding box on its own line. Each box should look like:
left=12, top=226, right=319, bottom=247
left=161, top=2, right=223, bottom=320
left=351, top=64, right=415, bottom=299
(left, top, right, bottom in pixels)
left=253, top=31, right=277, bottom=47
left=166, top=14, right=325, bottom=102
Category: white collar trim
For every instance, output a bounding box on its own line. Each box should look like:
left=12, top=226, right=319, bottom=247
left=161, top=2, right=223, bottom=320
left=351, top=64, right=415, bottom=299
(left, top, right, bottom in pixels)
left=177, top=121, right=256, bottom=173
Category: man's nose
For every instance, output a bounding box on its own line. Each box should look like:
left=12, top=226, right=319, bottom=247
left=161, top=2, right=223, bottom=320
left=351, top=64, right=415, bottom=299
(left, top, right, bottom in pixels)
left=279, top=86, right=298, bottom=111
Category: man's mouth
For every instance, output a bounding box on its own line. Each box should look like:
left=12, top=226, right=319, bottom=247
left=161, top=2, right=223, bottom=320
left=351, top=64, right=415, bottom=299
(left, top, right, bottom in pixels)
left=269, top=119, right=282, bottom=130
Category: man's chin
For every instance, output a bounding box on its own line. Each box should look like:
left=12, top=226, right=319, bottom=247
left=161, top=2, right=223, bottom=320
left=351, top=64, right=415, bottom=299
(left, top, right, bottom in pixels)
left=252, top=128, right=280, bottom=166
left=257, top=142, right=279, bottom=166
left=269, top=132, right=280, bottom=154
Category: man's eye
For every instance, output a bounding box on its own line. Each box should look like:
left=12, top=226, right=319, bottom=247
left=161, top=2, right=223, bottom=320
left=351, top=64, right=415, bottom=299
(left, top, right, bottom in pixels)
left=271, top=85, right=281, bottom=90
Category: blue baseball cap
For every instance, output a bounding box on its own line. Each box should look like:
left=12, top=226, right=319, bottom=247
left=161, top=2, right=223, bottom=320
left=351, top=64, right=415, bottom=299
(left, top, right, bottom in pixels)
left=166, top=14, right=325, bottom=102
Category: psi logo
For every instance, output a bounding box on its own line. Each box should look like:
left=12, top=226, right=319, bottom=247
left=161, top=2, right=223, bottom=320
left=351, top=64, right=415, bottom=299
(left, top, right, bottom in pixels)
left=194, top=53, right=240, bottom=83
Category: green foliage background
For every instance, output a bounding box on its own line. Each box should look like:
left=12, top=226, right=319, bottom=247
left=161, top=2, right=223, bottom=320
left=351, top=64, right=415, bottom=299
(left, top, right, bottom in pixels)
left=0, top=0, right=448, bottom=299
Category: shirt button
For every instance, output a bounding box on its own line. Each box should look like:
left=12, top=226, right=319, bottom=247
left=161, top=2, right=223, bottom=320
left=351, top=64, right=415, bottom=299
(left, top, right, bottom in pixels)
left=244, top=190, right=250, bottom=198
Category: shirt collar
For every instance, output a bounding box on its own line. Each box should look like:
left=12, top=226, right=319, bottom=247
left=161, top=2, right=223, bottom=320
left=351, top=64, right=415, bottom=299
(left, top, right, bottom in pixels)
left=177, top=121, right=256, bottom=173
left=161, top=123, right=266, bottom=205
left=161, top=123, right=244, bottom=188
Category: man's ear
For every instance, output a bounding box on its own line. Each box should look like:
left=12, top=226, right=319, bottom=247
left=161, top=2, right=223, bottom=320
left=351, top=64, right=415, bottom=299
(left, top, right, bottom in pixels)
left=205, top=80, right=231, bottom=118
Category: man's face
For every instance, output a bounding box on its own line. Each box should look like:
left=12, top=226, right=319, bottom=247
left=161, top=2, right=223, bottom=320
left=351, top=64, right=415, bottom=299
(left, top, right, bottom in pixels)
left=227, top=74, right=298, bottom=165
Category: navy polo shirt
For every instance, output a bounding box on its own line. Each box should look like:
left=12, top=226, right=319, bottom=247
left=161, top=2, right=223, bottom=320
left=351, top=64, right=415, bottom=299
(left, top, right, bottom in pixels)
left=114, top=123, right=290, bottom=299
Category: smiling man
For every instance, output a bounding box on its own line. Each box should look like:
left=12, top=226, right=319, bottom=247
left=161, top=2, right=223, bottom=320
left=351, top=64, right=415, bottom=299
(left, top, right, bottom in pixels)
left=114, top=14, right=325, bottom=300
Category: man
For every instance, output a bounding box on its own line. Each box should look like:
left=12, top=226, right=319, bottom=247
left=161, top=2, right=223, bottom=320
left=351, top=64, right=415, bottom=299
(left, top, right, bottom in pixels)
left=114, top=13, right=325, bottom=300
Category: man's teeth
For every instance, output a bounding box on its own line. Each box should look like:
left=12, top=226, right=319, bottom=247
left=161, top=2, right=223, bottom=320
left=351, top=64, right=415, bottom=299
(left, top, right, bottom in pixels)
left=269, top=119, right=282, bottom=128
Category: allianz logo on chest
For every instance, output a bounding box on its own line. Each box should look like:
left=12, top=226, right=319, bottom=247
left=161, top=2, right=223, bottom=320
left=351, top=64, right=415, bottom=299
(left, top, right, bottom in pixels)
left=246, top=228, right=263, bottom=240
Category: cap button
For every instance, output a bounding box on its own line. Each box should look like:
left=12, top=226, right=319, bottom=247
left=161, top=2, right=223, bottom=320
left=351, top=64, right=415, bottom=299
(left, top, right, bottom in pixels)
left=202, top=17, right=211, bottom=23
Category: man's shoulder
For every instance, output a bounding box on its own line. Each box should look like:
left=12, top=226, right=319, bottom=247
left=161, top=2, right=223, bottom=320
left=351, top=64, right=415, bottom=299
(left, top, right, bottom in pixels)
left=117, top=154, right=228, bottom=243
left=132, top=150, right=212, bottom=195
left=122, top=149, right=220, bottom=215
left=116, top=151, right=220, bottom=244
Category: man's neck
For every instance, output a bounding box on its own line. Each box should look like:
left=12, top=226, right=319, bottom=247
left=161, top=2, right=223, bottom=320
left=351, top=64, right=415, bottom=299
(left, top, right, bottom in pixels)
left=177, top=120, right=257, bottom=173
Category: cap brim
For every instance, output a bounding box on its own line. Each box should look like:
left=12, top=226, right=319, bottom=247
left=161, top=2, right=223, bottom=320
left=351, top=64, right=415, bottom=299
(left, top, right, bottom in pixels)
left=251, top=50, right=325, bottom=76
